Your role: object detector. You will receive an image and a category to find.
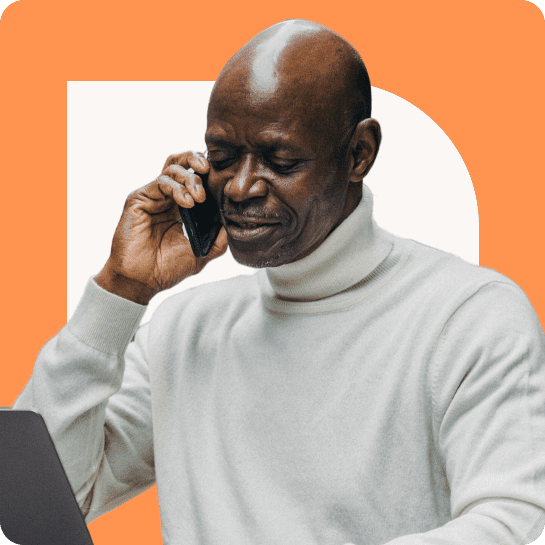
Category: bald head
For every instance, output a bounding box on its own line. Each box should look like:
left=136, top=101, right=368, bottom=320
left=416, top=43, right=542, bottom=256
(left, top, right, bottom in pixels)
left=204, top=21, right=381, bottom=268
left=211, top=20, right=372, bottom=141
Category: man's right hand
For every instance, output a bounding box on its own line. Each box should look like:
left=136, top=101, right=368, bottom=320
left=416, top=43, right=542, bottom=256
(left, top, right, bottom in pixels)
left=94, top=151, right=228, bottom=305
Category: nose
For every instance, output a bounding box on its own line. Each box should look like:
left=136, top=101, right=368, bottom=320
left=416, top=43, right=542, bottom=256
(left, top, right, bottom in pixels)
left=223, top=153, right=268, bottom=202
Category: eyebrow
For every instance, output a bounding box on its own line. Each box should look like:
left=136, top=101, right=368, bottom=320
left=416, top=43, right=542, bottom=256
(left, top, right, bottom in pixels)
left=204, top=135, right=232, bottom=148
left=205, top=134, right=309, bottom=156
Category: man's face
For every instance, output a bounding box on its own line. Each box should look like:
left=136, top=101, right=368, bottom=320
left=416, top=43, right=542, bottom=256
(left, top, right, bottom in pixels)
left=205, top=83, right=355, bottom=268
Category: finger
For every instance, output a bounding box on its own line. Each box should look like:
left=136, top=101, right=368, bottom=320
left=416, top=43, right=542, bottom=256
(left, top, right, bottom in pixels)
left=187, top=152, right=209, bottom=175
left=162, top=164, right=206, bottom=203
left=123, top=185, right=175, bottom=216
left=162, top=151, right=192, bottom=171
left=162, top=150, right=209, bottom=175
left=148, top=175, right=195, bottom=208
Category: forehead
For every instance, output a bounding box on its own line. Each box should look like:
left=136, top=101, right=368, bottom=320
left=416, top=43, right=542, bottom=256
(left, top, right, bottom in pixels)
left=206, top=104, right=302, bottom=149
left=206, top=78, right=340, bottom=153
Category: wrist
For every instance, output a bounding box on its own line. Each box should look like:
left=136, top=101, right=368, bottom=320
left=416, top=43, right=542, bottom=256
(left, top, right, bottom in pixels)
left=94, top=265, right=156, bottom=306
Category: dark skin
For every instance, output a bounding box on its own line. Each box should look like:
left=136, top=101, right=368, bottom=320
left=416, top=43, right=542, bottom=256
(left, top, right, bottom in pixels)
left=95, top=20, right=381, bottom=303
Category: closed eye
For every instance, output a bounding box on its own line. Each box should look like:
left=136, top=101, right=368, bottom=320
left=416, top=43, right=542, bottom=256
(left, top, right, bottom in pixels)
left=207, top=150, right=237, bottom=171
left=265, top=158, right=302, bottom=174
left=209, top=158, right=236, bottom=171
left=207, top=151, right=304, bottom=174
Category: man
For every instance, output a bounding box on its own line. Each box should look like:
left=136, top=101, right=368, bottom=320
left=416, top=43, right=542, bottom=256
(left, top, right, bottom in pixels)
left=14, top=19, right=545, bottom=545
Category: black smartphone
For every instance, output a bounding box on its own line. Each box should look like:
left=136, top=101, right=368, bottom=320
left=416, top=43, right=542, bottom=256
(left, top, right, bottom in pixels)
left=179, top=172, right=223, bottom=258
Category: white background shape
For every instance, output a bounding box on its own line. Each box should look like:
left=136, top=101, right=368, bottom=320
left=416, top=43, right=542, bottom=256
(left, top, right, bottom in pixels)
left=67, top=81, right=479, bottom=323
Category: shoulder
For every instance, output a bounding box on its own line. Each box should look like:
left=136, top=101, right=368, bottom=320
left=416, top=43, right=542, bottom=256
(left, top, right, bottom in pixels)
left=389, top=235, right=544, bottom=359
left=406, top=238, right=509, bottom=288
left=404, top=241, right=545, bottom=430
left=410, top=240, right=545, bottom=402
left=398, top=237, right=529, bottom=317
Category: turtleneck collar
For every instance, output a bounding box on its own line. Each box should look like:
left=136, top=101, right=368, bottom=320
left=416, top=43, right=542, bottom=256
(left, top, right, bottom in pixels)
left=263, top=184, right=394, bottom=303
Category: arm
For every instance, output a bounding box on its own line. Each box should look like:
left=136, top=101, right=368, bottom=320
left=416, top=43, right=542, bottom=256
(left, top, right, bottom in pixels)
left=379, top=282, right=545, bottom=545
left=13, top=279, right=154, bottom=521
left=13, top=151, right=228, bottom=520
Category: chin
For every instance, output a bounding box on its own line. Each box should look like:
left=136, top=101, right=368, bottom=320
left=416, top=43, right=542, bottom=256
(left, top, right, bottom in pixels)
left=231, top=244, right=296, bottom=268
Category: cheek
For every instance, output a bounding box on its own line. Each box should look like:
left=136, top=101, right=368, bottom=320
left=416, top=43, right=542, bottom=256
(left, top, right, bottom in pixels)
left=283, top=181, right=334, bottom=233
left=304, top=169, right=350, bottom=228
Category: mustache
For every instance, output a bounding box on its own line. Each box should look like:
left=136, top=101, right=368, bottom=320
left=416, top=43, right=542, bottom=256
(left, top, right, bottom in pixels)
left=220, top=197, right=289, bottom=222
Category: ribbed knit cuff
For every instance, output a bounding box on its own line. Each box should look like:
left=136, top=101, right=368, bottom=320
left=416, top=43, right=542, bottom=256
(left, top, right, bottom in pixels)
left=68, top=278, right=148, bottom=355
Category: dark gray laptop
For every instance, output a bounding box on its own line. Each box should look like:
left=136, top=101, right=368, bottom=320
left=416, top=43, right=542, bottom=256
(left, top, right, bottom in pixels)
left=0, top=409, right=94, bottom=545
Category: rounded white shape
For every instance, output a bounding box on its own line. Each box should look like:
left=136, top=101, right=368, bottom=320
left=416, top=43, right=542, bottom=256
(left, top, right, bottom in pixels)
left=68, top=82, right=479, bottom=322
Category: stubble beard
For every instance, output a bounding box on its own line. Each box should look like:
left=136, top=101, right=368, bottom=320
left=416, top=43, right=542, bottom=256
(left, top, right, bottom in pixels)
left=229, top=237, right=296, bottom=269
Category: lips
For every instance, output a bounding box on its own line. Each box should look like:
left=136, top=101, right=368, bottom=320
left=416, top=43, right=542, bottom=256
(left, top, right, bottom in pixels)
left=223, top=214, right=282, bottom=242
left=233, top=222, right=272, bottom=229
left=224, top=214, right=279, bottom=225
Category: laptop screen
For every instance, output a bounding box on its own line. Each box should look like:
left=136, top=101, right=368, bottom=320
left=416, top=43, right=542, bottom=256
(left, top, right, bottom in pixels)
left=0, top=409, right=94, bottom=545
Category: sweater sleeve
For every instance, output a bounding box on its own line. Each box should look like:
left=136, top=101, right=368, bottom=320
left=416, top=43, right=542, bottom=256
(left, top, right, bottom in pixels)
left=12, top=278, right=155, bottom=522
left=376, top=281, right=545, bottom=545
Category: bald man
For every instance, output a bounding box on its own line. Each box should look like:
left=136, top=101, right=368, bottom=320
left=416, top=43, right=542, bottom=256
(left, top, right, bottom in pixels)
left=14, top=20, right=545, bottom=545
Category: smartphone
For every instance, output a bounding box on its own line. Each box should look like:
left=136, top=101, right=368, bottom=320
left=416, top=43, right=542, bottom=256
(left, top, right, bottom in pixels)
left=179, top=172, right=223, bottom=258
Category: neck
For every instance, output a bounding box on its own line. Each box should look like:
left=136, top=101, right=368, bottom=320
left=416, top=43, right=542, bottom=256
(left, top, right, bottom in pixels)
left=265, top=185, right=393, bottom=302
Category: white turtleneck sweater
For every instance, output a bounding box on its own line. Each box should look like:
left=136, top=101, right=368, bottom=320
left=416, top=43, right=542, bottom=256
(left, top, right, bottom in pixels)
left=14, top=188, right=545, bottom=545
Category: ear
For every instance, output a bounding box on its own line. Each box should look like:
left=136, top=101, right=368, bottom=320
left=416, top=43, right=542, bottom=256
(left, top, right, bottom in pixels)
left=349, top=118, right=382, bottom=182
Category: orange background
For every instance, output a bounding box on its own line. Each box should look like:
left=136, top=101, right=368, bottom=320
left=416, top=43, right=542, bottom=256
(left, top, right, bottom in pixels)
left=0, top=0, right=544, bottom=543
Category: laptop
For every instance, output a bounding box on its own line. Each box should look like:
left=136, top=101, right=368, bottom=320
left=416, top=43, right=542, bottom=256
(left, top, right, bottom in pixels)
left=0, top=409, right=94, bottom=545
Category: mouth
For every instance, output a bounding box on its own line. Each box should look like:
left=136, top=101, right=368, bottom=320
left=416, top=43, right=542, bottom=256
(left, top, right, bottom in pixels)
left=223, top=214, right=282, bottom=242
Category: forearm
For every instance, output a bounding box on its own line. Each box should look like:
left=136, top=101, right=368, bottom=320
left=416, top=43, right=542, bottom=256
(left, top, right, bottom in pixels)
left=13, top=279, right=150, bottom=517
left=376, top=499, right=545, bottom=545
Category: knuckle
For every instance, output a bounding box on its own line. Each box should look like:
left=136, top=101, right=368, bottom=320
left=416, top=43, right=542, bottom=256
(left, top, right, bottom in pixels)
left=166, top=150, right=191, bottom=163
left=157, top=174, right=173, bottom=187
left=124, top=189, right=138, bottom=208
left=164, top=163, right=186, bottom=178
left=165, top=153, right=178, bottom=165
left=168, top=164, right=184, bottom=174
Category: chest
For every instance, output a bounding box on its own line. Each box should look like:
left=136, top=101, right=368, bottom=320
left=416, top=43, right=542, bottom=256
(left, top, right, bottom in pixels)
left=152, top=303, right=441, bottom=478
left=148, top=302, right=450, bottom=544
